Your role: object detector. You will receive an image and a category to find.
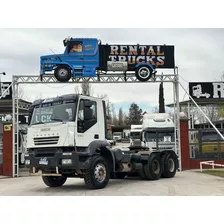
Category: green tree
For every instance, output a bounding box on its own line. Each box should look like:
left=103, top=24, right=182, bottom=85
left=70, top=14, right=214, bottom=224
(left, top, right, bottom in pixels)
left=111, top=103, right=118, bottom=125
left=118, top=107, right=124, bottom=126
left=159, top=81, right=165, bottom=113
left=126, top=103, right=143, bottom=125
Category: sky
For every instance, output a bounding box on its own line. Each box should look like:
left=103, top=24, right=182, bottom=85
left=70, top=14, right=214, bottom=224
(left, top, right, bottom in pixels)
left=0, top=28, right=224, bottom=114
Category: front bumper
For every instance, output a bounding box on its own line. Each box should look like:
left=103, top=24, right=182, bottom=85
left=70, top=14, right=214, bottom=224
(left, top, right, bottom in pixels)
left=25, top=151, right=90, bottom=173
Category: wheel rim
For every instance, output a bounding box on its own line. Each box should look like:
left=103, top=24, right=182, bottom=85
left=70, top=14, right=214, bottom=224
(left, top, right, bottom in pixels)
left=94, top=163, right=106, bottom=183
left=168, top=158, right=175, bottom=172
left=138, top=67, right=150, bottom=79
left=152, top=160, right=160, bottom=175
left=58, top=68, right=68, bottom=77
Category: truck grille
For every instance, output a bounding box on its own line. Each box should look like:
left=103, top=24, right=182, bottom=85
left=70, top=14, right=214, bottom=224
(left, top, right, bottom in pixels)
left=34, top=148, right=58, bottom=157
left=34, top=136, right=59, bottom=145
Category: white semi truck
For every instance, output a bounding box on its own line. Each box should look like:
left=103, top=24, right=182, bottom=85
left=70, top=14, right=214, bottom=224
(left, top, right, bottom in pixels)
left=140, top=113, right=177, bottom=177
left=141, top=113, right=175, bottom=151
left=130, top=125, right=142, bottom=146
left=25, top=94, right=178, bottom=189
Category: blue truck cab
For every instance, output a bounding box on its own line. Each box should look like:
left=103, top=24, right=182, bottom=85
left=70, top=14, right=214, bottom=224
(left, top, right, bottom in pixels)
left=40, top=37, right=175, bottom=82
left=40, top=38, right=100, bottom=82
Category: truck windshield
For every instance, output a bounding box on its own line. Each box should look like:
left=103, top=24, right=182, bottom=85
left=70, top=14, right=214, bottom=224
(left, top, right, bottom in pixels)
left=130, top=131, right=141, bottom=139
left=145, top=131, right=175, bottom=142
left=113, top=132, right=121, bottom=136
left=30, top=101, right=77, bottom=125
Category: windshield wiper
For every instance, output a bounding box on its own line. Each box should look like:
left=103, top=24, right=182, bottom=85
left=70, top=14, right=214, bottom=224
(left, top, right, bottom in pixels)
left=32, top=122, right=44, bottom=125
left=51, top=118, right=63, bottom=122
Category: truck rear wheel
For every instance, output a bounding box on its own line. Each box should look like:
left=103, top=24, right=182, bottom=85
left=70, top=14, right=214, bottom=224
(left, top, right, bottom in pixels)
left=54, top=65, right=71, bottom=82
left=143, top=154, right=162, bottom=180
left=135, top=65, right=152, bottom=82
left=42, top=176, right=67, bottom=187
left=84, top=156, right=110, bottom=189
left=161, top=153, right=177, bottom=178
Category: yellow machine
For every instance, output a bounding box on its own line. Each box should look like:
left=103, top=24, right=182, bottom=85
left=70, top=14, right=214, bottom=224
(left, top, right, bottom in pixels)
left=192, top=130, right=224, bottom=154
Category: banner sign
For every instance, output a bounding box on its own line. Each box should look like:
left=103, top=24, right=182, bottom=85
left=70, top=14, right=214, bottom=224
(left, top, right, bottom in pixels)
left=189, top=82, right=224, bottom=99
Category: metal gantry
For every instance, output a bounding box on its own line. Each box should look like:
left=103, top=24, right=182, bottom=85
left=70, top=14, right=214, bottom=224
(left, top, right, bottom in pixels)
left=12, top=71, right=181, bottom=177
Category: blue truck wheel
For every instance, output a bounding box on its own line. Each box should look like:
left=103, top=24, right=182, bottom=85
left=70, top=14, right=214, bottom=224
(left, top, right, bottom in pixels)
left=54, top=65, right=71, bottom=82
left=135, top=65, right=152, bottom=82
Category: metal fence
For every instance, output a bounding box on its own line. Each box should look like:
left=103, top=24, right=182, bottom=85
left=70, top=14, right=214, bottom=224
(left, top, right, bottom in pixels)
left=189, top=128, right=224, bottom=159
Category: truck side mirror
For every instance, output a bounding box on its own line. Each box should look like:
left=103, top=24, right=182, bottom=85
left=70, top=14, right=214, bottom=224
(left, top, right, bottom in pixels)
left=140, top=132, right=143, bottom=141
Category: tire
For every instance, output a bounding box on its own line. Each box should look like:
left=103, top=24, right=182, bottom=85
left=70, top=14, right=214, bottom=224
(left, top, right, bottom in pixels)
left=84, top=156, right=110, bottom=189
left=137, top=166, right=147, bottom=180
left=161, top=153, right=177, bottom=178
left=135, top=65, right=152, bottom=82
left=143, top=153, right=162, bottom=180
left=54, top=65, right=71, bottom=82
left=42, top=176, right=67, bottom=187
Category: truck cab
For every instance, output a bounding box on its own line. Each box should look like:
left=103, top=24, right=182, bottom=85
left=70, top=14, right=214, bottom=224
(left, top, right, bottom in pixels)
left=141, top=113, right=175, bottom=151
left=40, top=38, right=100, bottom=82
left=113, top=132, right=122, bottom=142
left=26, top=94, right=106, bottom=150
left=130, top=125, right=142, bottom=146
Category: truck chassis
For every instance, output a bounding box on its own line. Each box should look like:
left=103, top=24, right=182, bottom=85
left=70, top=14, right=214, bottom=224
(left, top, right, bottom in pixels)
left=26, top=141, right=178, bottom=189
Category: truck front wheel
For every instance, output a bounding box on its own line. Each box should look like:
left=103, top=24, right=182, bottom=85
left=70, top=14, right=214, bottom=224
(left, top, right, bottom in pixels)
left=54, top=65, right=71, bottom=82
left=84, top=156, right=110, bottom=189
left=42, top=176, right=67, bottom=187
left=161, top=153, right=177, bottom=178
left=135, top=65, right=152, bottom=82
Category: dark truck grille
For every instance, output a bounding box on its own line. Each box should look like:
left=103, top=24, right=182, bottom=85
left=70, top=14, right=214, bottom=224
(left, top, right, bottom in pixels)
left=34, top=148, right=58, bottom=157
left=34, top=136, right=59, bottom=145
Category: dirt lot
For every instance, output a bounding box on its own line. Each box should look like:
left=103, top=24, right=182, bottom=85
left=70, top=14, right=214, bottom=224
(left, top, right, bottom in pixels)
left=0, top=170, right=224, bottom=196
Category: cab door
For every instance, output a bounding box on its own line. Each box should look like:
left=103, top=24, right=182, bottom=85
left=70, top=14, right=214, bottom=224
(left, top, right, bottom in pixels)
left=66, top=40, right=84, bottom=74
left=75, top=99, right=99, bottom=147
left=82, top=39, right=99, bottom=76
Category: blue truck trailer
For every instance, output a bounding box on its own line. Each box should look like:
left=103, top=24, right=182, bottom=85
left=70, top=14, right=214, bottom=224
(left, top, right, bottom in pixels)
left=40, top=37, right=175, bottom=82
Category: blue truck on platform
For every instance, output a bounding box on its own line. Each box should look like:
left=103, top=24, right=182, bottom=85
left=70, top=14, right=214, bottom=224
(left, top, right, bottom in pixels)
left=40, top=37, right=175, bottom=82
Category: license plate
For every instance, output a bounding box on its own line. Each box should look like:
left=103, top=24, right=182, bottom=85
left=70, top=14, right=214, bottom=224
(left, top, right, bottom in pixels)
left=39, top=158, right=48, bottom=165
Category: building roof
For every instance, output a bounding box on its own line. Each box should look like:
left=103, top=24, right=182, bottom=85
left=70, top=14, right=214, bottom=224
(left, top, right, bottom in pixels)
left=0, top=99, right=32, bottom=114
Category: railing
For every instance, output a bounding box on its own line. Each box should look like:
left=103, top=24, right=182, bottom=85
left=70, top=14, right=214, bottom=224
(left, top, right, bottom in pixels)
left=200, top=160, right=224, bottom=172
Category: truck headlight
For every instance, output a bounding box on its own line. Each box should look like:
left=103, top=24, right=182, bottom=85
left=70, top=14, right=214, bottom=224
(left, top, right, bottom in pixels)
left=62, top=159, right=72, bottom=165
left=25, top=160, right=30, bottom=165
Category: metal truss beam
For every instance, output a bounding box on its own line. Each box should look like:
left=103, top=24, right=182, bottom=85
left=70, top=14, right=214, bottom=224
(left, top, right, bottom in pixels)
left=12, top=69, right=181, bottom=177
left=13, top=74, right=178, bottom=84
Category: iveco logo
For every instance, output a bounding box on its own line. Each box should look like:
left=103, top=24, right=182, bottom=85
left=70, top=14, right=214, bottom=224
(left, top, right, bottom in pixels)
left=40, top=128, right=51, bottom=131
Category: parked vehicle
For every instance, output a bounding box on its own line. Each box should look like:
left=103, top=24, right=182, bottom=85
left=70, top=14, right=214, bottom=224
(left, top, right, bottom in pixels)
left=141, top=113, right=175, bottom=152
left=130, top=125, right=142, bottom=146
left=113, top=132, right=122, bottom=142
left=25, top=94, right=178, bottom=189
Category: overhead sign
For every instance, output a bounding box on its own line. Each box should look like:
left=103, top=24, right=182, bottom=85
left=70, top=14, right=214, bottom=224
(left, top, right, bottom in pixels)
left=0, top=82, right=12, bottom=100
left=189, top=82, right=224, bottom=99
left=0, top=115, right=28, bottom=124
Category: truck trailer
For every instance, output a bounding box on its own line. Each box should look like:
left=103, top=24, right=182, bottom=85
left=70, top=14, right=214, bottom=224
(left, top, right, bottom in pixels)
left=24, top=94, right=178, bottom=189
left=40, top=37, right=175, bottom=83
